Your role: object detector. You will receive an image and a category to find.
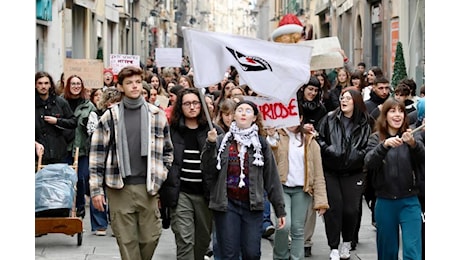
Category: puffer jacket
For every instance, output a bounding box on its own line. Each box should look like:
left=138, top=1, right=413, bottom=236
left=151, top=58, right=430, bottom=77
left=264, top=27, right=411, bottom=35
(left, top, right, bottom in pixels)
left=316, top=109, right=371, bottom=174
left=270, top=129, right=329, bottom=210
left=364, top=132, right=425, bottom=199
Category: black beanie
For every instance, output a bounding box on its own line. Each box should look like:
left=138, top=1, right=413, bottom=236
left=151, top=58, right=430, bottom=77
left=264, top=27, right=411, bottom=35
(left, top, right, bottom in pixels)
left=235, top=100, right=259, bottom=115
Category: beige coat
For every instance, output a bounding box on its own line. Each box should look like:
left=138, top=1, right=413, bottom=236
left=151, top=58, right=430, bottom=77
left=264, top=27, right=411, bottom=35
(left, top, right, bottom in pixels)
left=270, top=129, right=329, bottom=210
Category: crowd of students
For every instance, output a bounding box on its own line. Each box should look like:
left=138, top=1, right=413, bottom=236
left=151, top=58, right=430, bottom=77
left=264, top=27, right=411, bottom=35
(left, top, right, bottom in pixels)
left=35, top=56, right=425, bottom=260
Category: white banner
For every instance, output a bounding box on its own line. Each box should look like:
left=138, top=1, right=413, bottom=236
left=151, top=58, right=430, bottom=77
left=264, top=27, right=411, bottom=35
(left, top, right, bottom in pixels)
left=183, top=27, right=313, bottom=103
left=243, top=95, right=300, bottom=129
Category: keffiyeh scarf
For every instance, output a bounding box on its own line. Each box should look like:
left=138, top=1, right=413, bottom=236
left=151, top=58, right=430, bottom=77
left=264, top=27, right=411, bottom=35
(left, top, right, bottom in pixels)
left=216, top=121, right=264, bottom=188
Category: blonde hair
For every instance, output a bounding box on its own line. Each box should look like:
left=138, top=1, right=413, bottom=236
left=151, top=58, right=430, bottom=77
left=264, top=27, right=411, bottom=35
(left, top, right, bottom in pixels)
left=97, top=88, right=122, bottom=110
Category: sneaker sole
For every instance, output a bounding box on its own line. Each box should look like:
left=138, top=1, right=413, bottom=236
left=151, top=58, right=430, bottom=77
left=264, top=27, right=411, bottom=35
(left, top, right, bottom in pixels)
left=263, top=227, right=275, bottom=238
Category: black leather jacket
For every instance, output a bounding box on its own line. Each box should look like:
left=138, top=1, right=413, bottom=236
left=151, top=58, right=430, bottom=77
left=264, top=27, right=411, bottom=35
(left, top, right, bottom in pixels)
left=316, top=110, right=371, bottom=174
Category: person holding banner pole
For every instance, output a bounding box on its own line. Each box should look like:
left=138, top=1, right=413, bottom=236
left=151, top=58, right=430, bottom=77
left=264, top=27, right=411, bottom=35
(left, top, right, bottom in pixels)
left=201, top=100, right=286, bottom=259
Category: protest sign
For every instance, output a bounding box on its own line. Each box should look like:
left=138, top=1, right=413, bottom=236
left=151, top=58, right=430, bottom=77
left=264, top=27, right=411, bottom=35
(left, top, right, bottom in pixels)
left=64, top=58, right=104, bottom=89
left=299, top=36, right=345, bottom=70
left=243, top=95, right=300, bottom=129
left=155, top=48, right=182, bottom=68
left=110, top=54, right=141, bottom=74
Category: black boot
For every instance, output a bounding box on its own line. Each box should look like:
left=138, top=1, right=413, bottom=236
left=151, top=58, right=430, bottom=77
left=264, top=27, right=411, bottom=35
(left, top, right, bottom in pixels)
left=304, top=246, right=312, bottom=257
left=351, top=240, right=357, bottom=251
left=76, top=207, right=85, bottom=219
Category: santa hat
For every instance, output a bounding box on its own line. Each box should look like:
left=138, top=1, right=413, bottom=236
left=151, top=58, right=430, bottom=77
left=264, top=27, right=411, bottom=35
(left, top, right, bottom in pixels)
left=271, top=13, right=303, bottom=41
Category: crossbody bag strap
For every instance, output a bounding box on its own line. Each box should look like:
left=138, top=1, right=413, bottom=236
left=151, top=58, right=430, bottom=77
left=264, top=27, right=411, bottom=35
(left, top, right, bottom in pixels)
left=105, top=109, right=115, bottom=165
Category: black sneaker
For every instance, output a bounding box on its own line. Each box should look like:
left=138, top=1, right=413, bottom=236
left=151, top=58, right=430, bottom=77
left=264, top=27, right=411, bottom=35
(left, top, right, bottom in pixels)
left=205, top=249, right=213, bottom=257
left=262, top=225, right=275, bottom=238
left=76, top=208, right=85, bottom=219
left=304, top=246, right=312, bottom=257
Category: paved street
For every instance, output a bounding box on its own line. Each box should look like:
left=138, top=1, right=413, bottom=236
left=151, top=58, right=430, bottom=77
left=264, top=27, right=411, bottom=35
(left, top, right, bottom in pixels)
left=36, top=199, right=378, bottom=259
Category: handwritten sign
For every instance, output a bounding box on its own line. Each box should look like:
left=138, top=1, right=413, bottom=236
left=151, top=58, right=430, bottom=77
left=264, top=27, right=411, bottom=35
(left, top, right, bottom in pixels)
left=155, top=48, right=182, bottom=67
left=64, top=58, right=104, bottom=89
left=243, top=95, right=300, bottom=129
left=110, top=54, right=141, bottom=74
left=299, top=36, right=344, bottom=70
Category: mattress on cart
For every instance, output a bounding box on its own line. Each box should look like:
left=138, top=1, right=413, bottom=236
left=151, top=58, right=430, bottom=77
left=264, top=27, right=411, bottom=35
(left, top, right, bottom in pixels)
left=35, top=163, right=78, bottom=214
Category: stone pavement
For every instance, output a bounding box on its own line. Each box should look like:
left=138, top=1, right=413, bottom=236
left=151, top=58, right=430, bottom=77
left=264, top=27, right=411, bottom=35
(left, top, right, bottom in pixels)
left=35, top=199, right=379, bottom=259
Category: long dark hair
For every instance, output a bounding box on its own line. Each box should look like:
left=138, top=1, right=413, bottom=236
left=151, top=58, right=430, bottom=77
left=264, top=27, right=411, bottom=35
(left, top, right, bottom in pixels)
left=375, top=97, right=409, bottom=141
left=314, top=70, right=332, bottom=100
left=170, top=88, right=208, bottom=129
left=35, top=71, right=56, bottom=96
left=338, top=89, right=368, bottom=126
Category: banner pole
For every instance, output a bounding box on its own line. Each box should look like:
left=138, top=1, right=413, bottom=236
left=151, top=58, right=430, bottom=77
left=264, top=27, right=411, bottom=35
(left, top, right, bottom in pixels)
left=198, top=88, right=214, bottom=130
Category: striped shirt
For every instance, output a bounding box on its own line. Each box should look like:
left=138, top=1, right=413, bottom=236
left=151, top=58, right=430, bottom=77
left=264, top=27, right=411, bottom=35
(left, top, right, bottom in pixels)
left=180, top=127, right=204, bottom=195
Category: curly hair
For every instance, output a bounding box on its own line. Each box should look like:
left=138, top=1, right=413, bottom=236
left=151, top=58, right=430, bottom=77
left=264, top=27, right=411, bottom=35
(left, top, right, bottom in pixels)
left=169, top=88, right=209, bottom=129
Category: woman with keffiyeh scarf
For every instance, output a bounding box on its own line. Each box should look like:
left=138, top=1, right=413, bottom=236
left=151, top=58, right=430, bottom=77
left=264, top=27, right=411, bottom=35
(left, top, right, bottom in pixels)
left=201, top=100, right=286, bottom=260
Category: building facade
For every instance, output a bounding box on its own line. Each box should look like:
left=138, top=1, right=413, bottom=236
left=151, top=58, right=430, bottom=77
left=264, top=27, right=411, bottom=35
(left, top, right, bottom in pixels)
left=36, top=0, right=424, bottom=92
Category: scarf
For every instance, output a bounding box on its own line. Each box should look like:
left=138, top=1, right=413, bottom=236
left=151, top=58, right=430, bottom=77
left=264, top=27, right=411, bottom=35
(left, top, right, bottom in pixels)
left=217, top=121, right=264, bottom=188
left=117, top=95, right=150, bottom=178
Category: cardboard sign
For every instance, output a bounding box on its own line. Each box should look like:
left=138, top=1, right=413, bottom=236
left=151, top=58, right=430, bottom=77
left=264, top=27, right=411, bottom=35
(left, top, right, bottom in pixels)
left=155, top=48, right=182, bottom=68
left=64, top=58, right=104, bottom=89
left=243, top=95, right=300, bottom=129
left=299, top=36, right=344, bottom=70
left=109, top=54, right=141, bottom=74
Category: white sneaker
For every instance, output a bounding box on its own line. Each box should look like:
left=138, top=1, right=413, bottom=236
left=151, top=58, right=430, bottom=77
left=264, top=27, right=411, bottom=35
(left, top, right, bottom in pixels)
left=95, top=229, right=107, bottom=236
left=330, top=249, right=340, bottom=260
left=340, top=242, right=351, bottom=259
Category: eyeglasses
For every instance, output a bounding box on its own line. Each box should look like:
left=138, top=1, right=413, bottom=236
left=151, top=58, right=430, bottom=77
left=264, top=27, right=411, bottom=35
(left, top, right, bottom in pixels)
left=71, top=82, right=82, bottom=86
left=339, top=96, right=352, bottom=101
left=182, top=101, right=201, bottom=108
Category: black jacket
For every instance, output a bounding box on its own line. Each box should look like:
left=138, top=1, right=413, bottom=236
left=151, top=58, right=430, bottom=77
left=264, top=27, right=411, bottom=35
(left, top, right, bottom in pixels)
left=35, top=91, right=77, bottom=165
left=159, top=118, right=223, bottom=208
left=316, top=109, right=371, bottom=174
left=364, top=132, right=425, bottom=200
left=364, top=91, right=388, bottom=130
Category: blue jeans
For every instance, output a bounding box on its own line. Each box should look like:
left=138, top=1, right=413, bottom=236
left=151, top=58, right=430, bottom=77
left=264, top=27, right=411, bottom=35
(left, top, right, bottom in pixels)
left=67, top=154, right=89, bottom=215
left=214, top=199, right=263, bottom=260
left=90, top=193, right=109, bottom=231
left=375, top=196, right=422, bottom=260
left=213, top=218, right=242, bottom=260
left=262, top=191, right=273, bottom=232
